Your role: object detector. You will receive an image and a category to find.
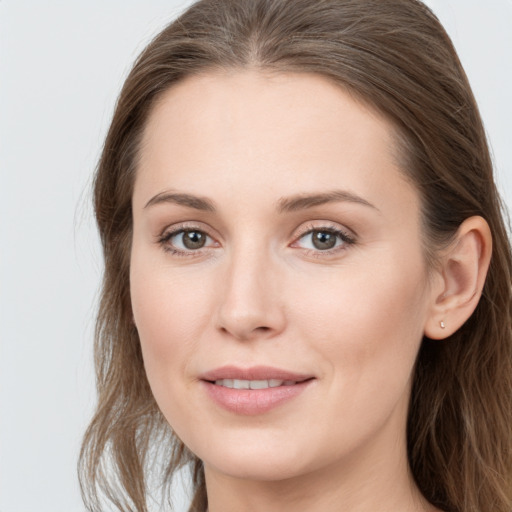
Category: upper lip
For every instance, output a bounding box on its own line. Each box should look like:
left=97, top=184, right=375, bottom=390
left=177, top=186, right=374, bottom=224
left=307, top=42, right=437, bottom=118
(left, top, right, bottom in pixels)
left=199, top=365, right=315, bottom=382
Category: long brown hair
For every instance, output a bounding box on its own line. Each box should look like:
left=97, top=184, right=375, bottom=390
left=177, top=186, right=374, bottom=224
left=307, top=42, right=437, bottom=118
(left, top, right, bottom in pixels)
left=79, top=1, right=512, bottom=511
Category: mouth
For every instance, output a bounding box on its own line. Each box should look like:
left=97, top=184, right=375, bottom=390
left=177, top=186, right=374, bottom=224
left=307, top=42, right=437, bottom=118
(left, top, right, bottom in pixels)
left=210, top=378, right=304, bottom=389
left=199, top=366, right=316, bottom=415
left=199, top=365, right=315, bottom=386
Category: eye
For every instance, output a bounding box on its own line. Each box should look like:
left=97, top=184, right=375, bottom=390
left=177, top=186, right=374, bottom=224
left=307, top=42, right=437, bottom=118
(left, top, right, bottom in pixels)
left=159, top=228, right=217, bottom=255
left=174, top=230, right=209, bottom=250
left=293, top=227, right=355, bottom=252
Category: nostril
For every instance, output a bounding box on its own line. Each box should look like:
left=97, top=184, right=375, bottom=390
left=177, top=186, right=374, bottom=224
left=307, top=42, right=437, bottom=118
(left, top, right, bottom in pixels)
left=219, top=324, right=273, bottom=340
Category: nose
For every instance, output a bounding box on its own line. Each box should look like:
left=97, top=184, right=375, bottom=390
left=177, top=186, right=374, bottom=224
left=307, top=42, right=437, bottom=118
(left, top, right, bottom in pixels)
left=215, top=242, right=286, bottom=341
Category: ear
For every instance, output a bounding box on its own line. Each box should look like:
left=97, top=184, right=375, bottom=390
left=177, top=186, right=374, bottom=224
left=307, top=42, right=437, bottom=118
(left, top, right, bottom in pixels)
left=424, top=216, right=492, bottom=340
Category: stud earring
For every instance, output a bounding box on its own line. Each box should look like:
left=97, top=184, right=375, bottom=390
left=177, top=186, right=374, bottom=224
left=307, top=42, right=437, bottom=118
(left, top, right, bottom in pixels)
left=440, top=320, right=446, bottom=329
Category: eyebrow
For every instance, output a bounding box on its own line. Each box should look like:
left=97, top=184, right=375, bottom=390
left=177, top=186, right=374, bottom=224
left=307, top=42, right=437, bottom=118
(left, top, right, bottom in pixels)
left=143, top=189, right=378, bottom=213
left=144, top=192, right=216, bottom=211
left=277, top=190, right=379, bottom=213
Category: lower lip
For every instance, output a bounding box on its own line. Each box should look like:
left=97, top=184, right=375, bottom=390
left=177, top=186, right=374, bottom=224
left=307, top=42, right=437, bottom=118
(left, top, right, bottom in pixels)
left=201, top=380, right=314, bottom=415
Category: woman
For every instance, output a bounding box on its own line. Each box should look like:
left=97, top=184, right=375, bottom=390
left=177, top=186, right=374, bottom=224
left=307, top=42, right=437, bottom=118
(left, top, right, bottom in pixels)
left=79, top=1, right=512, bottom=511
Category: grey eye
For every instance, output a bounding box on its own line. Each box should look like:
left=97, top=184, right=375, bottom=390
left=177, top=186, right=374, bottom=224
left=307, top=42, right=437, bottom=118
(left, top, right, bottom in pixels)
left=294, top=228, right=352, bottom=252
left=180, top=230, right=207, bottom=250
left=311, top=230, right=337, bottom=250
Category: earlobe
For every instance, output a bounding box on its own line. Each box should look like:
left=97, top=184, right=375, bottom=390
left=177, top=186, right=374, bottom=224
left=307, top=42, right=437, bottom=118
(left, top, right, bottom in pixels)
left=424, top=216, right=492, bottom=340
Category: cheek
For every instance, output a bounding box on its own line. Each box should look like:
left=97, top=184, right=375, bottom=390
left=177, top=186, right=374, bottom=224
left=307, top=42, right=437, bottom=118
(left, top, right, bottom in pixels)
left=130, top=265, right=215, bottom=450
left=291, top=249, right=428, bottom=406
left=131, top=241, right=213, bottom=339
left=129, top=251, right=214, bottom=404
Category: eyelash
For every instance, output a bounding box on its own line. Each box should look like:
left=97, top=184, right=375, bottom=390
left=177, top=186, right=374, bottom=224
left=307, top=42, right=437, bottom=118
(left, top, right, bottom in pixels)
left=156, top=223, right=356, bottom=258
left=293, top=223, right=356, bottom=258
left=157, top=227, right=213, bottom=258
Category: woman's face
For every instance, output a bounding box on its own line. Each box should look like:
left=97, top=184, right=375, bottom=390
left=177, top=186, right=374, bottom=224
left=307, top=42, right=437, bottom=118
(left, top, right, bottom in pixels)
left=131, top=71, right=436, bottom=482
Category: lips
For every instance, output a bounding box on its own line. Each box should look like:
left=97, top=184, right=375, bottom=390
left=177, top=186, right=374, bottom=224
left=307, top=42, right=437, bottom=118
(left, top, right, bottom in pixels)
left=199, top=365, right=314, bottom=383
left=199, top=365, right=315, bottom=415
left=213, top=378, right=297, bottom=389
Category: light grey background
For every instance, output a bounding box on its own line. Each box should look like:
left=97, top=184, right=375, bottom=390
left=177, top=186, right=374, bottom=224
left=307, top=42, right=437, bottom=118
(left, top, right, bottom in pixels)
left=0, top=1, right=511, bottom=511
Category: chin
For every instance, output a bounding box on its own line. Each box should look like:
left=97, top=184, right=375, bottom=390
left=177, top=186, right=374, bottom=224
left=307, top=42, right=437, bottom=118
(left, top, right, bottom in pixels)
left=205, top=452, right=310, bottom=482
left=188, top=428, right=323, bottom=482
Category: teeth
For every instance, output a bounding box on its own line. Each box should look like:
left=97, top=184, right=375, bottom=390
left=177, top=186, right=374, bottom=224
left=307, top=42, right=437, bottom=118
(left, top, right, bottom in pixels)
left=214, top=379, right=296, bottom=389
left=234, top=379, right=249, bottom=389
left=248, top=380, right=268, bottom=389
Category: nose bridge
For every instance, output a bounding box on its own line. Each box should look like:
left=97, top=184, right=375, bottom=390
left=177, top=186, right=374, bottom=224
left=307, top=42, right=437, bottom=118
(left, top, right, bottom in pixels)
left=216, top=234, right=284, bottom=340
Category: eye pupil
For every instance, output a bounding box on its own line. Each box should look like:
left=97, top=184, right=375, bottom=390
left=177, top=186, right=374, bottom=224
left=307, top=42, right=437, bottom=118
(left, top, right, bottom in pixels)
left=183, top=231, right=206, bottom=249
left=312, top=230, right=337, bottom=250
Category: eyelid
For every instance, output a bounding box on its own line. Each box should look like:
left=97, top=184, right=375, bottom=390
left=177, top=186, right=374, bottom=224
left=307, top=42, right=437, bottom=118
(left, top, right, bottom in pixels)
left=290, top=221, right=357, bottom=256
left=157, top=221, right=218, bottom=240
left=156, top=222, right=220, bottom=256
left=292, top=221, right=356, bottom=241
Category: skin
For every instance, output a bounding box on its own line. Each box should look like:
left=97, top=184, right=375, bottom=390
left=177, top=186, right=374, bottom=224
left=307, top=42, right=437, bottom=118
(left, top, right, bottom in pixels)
left=129, top=70, right=483, bottom=512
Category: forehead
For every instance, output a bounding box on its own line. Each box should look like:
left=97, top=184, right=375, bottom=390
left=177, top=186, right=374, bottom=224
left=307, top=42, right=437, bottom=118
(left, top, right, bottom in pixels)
left=140, top=70, right=395, bottom=161
left=134, top=70, right=416, bottom=217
